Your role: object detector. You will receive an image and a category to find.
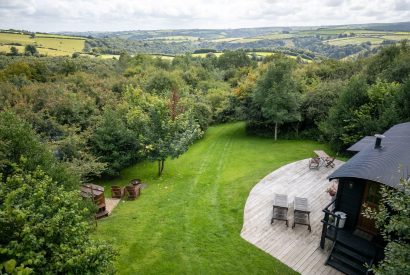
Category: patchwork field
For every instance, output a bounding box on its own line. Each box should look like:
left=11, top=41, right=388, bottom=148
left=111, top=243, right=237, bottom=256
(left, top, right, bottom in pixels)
left=326, top=37, right=385, bottom=46
left=0, top=32, right=85, bottom=56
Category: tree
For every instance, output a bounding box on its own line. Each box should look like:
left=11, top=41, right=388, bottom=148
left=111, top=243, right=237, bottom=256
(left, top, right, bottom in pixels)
left=91, top=107, right=141, bottom=176
left=363, top=178, right=410, bottom=274
left=0, top=166, right=117, bottom=274
left=320, top=78, right=403, bottom=150
left=319, top=76, right=369, bottom=150
left=10, top=46, right=19, bottom=56
left=0, top=111, right=77, bottom=189
left=251, top=58, right=301, bottom=140
left=24, top=44, right=37, bottom=56
left=217, top=50, right=253, bottom=70
left=126, top=88, right=201, bottom=176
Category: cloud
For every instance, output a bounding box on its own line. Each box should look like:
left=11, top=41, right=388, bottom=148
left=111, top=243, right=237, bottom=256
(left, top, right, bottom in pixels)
left=394, top=0, right=410, bottom=10
left=0, top=0, right=408, bottom=32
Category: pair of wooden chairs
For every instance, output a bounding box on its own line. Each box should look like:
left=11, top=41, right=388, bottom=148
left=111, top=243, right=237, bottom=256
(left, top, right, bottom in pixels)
left=271, top=194, right=311, bottom=232
left=309, top=151, right=336, bottom=169
left=111, top=184, right=141, bottom=200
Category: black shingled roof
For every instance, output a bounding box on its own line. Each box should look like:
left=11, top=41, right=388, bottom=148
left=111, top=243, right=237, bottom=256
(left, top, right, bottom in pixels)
left=329, top=122, right=410, bottom=189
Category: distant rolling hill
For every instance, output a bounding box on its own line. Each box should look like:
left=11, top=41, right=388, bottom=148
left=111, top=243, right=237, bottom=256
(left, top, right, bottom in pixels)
left=1, top=22, right=409, bottom=60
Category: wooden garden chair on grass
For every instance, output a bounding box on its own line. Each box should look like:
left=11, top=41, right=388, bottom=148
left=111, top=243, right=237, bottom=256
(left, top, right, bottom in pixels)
left=271, top=194, right=289, bottom=226
left=125, top=185, right=141, bottom=200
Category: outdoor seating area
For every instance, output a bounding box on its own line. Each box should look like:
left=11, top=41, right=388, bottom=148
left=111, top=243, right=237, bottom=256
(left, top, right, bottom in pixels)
left=241, top=158, right=344, bottom=275
left=309, top=150, right=336, bottom=169
left=271, top=194, right=312, bottom=231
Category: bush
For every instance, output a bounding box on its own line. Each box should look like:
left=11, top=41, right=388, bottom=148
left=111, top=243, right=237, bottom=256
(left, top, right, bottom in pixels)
left=0, top=166, right=117, bottom=274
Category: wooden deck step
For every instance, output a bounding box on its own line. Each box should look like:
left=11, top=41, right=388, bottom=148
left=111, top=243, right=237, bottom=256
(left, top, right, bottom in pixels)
left=327, top=257, right=364, bottom=275
left=327, top=242, right=372, bottom=275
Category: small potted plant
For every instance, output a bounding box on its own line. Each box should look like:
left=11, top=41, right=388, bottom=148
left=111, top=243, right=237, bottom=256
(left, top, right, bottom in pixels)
left=326, top=186, right=337, bottom=197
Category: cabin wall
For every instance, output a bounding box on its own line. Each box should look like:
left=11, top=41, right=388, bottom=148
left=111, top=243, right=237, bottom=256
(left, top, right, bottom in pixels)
left=335, top=178, right=365, bottom=230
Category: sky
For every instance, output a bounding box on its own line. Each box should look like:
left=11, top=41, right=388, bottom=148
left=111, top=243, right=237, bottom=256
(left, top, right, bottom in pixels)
left=0, top=0, right=409, bottom=32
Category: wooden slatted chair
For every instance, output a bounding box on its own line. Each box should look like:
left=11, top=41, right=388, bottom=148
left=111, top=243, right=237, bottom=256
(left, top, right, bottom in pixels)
left=309, top=157, right=321, bottom=169
left=324, top=157, right=336, bottom=168
left=271, top=194, right=289, bottom=226
left=292, top=197, right=311, bottom=232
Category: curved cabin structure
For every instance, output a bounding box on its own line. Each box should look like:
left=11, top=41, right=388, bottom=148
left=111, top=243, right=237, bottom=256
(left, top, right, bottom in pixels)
left=320, top=122, right=410, bottom=274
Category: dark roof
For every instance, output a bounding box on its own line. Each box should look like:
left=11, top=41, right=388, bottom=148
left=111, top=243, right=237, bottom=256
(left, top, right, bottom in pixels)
left=347, top=136, right=376, bottom=152
left=329, top=122, right=410, bottom=189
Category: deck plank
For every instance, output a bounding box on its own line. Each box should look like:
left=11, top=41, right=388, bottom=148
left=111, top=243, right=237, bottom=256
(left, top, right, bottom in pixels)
left=241, top=158, right=344, bottom=275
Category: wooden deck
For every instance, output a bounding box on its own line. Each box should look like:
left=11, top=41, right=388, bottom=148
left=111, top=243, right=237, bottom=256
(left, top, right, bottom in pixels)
left=241, top=159, right=344, bottom=275
left=105, top=198, right=120, bottom=214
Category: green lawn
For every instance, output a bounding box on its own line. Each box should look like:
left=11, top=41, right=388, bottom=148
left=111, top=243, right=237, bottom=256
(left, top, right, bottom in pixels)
left=94, top=122, right=334, bottom=274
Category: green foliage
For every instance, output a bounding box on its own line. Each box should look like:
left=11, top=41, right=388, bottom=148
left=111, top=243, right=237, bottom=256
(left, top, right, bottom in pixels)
left=24, top=44, right=37, bottom=56
left=126, top=87, right=202, bottom=175
left=144, top=69, right=180, bottom=95
left=10, top=46, right=19, bottom=56
left=91, top=107, right=141, bottom=176
left=250, top=58, right=301, bottom=139
left=217, top=50, right=253, bottom=70
left=363, top=178, right=410, bottom=274
left=320, top=77, right=405, bottom=150
left=392, top=78, right=410, bottom=121
left=320, top=77, right=369, bottom=149
left=300, top=80, right=343, bottom=132
left=0, top=111, right=78, bottom=189
left=0, top=166, right=117, bottom=274
left=366, top=41, right=410, bottom=83
left=0, top=258, right=32, bottom=274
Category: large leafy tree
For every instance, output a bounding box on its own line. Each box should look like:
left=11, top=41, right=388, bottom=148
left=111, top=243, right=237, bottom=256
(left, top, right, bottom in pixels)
left=0, top=111, right=116, bottom=274
left=364, top=178, right=410, bottom=274
left=91, top=107, right=141, bottom=176
left=0, top=111, right=77, bottom=189
left=320, top=77, right=404, bottom=151
left=126, top=88, right=201, bottom=176
left=0, top=166, right=117, bottom=274
left=251, top=58, right=301, bottom=140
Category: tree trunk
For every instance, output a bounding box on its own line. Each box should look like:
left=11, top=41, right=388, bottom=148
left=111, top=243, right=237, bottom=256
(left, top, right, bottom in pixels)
left=158, top=159, right=165, bottom=176
left=160, top=159, right=165, bottom=174
left=274, top=122, right=278, bottom=141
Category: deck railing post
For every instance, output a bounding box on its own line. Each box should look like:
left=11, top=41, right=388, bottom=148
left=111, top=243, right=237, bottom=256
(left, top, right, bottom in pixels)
left=334, top=216, right=340, bottom=241
left=320, top=212, right=329, bottom=249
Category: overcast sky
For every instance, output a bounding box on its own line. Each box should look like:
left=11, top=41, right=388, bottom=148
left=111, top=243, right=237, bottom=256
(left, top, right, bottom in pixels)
left=0, top=0, right=409, bottom=32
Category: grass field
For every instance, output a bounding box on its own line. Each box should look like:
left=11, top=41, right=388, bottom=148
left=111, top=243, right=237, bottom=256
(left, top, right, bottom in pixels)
left=0, top=32, right=85, bottom=56
left=192, top=52, right=223, bottom=58
left=0, top=45, right=75, bottom=56
left=94, top=122, right=335, bottom=274
left=98, top=54, right=121, bottom=59
left=326, top=36, right=385, bottom=46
